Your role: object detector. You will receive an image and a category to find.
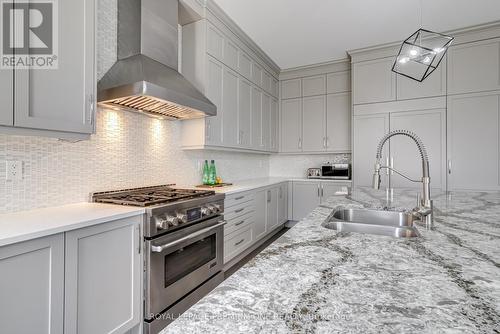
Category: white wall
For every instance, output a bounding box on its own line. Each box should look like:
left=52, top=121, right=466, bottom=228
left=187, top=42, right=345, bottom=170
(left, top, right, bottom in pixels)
left=0, top=0, right=269, bottom=214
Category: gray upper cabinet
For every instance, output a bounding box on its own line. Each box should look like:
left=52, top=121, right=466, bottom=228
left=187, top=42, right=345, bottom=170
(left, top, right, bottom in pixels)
left=353, top=113, right=390, bottom=187
left=327, top=70, right=351, bottom=94
left=0, top=69, right=13, bottom=126
left=448, top=38, right=500, bottom=95
left=270, top=98, right=279, bottom=152
left=397, top=59, right=447, bottom=100
left=281, top=98, right=302, bottom=153
left=238, top=51, right=253, bottom=81
left=206, top=22, right=224, bottom=60
left=281, top=78, right=302, bottom=99
left=205, top=57, right=224, bottom=146
left=447, top=91, right=500, bottom=191
left=262, top=71, right=272, bottom=94
left=302, top=95, right=326, bottom=152
left=261, top=93, right=271, bottom=150
left=302, top=75, right=326, bottom=97
left=238, top=78, right=252, bottom=148
left=326, top=92, right=351, bottom=152
left=0, top=234, right=64, bottom=334
left=222, top=67, right=239, bottom=147
left=65, top=216, right=142, bottom=334
left=390, top=109, right=447, bottom=190
left=251, top=87, right=262, bottom=149
left=353, top=57, right=396, bottom=104
left=223, top=38, right=239, bottom=71
left=14, top=0, right=95, bottom=134
left=252, top=62, right=263, bottom=87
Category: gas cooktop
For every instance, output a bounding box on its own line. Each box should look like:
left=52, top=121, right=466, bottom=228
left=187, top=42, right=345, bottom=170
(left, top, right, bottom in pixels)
left=91, top=185, right=215, bottom=207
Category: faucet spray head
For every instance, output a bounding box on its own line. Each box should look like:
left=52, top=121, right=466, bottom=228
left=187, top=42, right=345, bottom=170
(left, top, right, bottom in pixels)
left=373, top=160, right=382, bottom=190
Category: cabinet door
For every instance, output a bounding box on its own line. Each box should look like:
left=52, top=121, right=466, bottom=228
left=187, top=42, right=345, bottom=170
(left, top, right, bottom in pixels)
left=205, top=57, right=224, bottom=146
left=261, top=93, right=271, bottom=150
left=302, top=75, right=326, bottom=97
left=271, top=78, right=279, bottom=98
left=292, top=181, right=321, bottom=221
left=321, top=182, right=351, bottom=203
left=0, top=69, right=13, bottom=126
left=238, top=78, right=252, bottom=147
left=266, top=187, right=279, bottom=231
left=251, top=87, right=262, bottom=149
left=397, top=59, right=446, bottom=100
left=281, top=98, right=302, bottom=153
left=65, top=216, right=142, bottom=334
left=252, top=63, right=263, bottom=87
left=270, top=98, right=279, bottom=152
left=14, top=0, right=95, bottom=134
left=222, top=67, right=239, bottom=147
left=302, top=95, right=326, bottom=152
left=326, top=93, right=351, bottom=152
left=278, top=183, right=288, bottom=224
left=238, top=52, right=252, bottom=80
left=447, top=92, right=500, bottom=191
left=390, top=109, right=447, bottom=190
left=0, top=234, right=64, bottom=334
left=327, top=70, right=350, bottom=94
left=353, top=57, right=396, bottom=104
left=206, top=23, right=224, bottom=60
left=262, top=71, right=272, bottom=93
left=448, top=38, right=500, bottom=95
left=253, top=190, right=268, bottom=240
left=223, top=39, right=239, bottom=71
left=281, top=78, right=301, bottom=99
left=353, top=113, right=390, bottom=187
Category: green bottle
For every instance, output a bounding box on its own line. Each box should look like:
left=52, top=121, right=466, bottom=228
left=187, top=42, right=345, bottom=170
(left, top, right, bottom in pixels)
left=202, top=160, right=210, bottom=185
left=208, top=160, right=216, bottom=185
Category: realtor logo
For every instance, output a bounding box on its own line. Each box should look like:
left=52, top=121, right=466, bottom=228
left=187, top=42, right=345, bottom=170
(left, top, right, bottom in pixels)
left=1, top=0, right=58, bottom=69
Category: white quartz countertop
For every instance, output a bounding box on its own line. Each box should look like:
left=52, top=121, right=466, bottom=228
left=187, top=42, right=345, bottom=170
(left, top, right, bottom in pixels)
left=179, top=177, right=352, bottom=195
left=0, top=203, right=145, bottom=247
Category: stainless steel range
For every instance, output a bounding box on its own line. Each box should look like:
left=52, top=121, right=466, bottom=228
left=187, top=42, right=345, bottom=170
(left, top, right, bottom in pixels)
left=92, top=185, right=225, bottom=334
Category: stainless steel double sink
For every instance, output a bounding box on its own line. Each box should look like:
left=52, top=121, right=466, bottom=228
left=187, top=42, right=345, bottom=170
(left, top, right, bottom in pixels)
left=324, top=208, right=420, bottom=238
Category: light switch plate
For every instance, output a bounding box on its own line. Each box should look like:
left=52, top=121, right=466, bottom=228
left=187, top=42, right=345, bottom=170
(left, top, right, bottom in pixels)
left=6, top=161, right=23, bottom=180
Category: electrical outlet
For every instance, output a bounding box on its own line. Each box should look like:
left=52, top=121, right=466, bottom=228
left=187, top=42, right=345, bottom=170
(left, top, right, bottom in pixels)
left=6, top=161, right=23, bottom=181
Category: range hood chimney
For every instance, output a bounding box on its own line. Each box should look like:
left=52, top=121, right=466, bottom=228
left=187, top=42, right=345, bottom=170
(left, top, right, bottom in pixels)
left=98, top=0, right=217, bottom=119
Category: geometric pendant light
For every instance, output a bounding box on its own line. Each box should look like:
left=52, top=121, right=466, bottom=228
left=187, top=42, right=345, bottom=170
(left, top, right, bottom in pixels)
left=392, top=28, right=454, bottom=82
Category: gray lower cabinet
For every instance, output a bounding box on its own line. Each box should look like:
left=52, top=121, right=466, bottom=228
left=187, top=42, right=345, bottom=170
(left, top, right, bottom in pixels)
left=278, top=183, right=288, bottom=224
left=353, top=113, right=390, bottom=187
left=13, top=0, right=95, bottom=134
left=253, top=190, right=268, bottom=240
left=292, top=181, right=321, bottom=221
left=266, top=187, right=279, bottom=231
left=0, top=234, right=64, bottom=334
left=0, top=69, right=13, bottom=126
left=447, top=91, right=500, bottom=191
left=65, top=216, right=142, bottom=334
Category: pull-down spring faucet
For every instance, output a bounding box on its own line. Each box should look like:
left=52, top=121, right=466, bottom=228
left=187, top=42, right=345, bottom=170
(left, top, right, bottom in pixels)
left=372, top=130, right=433, bottom=227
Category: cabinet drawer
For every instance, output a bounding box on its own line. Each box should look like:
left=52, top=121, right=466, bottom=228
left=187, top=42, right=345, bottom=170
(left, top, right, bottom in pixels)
left=225, top=212, right=254, bottom=236
left=225, top=191, right=255, bottom=208
left=224, top=226, right=253, bottom=263
left=224, top=201, right=254, bottom=221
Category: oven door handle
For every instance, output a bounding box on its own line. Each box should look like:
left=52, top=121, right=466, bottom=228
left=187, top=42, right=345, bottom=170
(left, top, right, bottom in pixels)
left=151, top=221, right=226, bottom=253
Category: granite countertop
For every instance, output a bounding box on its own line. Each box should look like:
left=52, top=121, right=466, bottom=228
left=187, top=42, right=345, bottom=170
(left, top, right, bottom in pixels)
left=164, top=188, right=500, bottom=334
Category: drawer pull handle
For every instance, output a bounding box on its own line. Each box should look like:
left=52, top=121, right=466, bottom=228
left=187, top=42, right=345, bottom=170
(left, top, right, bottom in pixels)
left=234, top=196, right=244, bottom=200
left=235, top=220, right=245, bottom=226
left=234, top=208, right=244, bottom=213
left=235, top=239, right=245, bottom=246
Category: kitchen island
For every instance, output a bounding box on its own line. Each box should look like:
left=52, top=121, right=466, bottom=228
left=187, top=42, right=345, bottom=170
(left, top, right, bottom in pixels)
left=163, top=188, right=500, bottom=334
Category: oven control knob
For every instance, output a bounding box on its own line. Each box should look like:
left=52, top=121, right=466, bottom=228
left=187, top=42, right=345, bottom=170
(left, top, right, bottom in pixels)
left=166, top=215, right=179, bottom=227
left=176, top=213, right=188, bottom=224
left=201, top=206, right=211, bottom=216
left=154, top=216, right=169, bottom=230
left=212, top=204, right=221, bottom=213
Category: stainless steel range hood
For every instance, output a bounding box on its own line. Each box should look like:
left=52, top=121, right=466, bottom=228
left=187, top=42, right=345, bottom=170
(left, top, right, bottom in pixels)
left=98, top=0, right=217, bottom=119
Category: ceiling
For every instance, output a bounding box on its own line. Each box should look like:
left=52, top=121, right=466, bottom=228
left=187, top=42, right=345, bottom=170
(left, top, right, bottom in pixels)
left=213, top=0, right=500, bottom=69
